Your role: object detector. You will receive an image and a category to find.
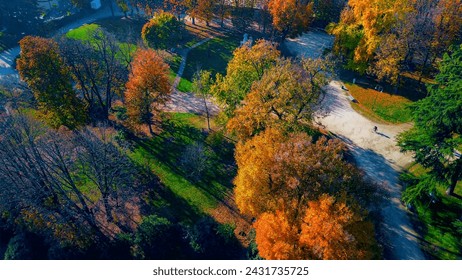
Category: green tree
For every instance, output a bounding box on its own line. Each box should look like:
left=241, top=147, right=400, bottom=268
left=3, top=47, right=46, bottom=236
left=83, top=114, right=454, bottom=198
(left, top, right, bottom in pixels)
left=16, top=36, right=87, bottom=129
left=141, top=11, right=184, bottom=49
left=212, top=40, right=280, bottom=117
left=133, top=215, right=186, bottom=259
left=398, top=45, right=462, bottom=196
left=227, top=58, right=332, bottom=141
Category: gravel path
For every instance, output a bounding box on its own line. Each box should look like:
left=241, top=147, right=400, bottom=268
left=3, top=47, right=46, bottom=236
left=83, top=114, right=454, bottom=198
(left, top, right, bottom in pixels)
left=287, top=31, right=425, bottom=260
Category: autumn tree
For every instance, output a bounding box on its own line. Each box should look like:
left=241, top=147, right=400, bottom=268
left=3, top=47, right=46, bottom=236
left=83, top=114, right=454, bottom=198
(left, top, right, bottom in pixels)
left=330, top=0, right=462, bottom=80
left=227, top=58, right=332, bottom=140
left=16, top=36, right=87, bottom=129
left=254, top=195, right=376, bottom=260
left=234, top=128, right=364, bottom=217
left=141, top=11, right=185, bottom=49
left=212, top=40, right=280, bottom=117
left=185, top=0, right=214, bottom=25
left=60, top=28, right=128, bottom=121
left=125, top=49, right=171, bottom=134
left=196, top=0, right=215, bottom=26
left=398, top=45, right=462, bottom=196
left=268, top=0, right=315, bottom=42
left=0, top=115, right=140, bottom=246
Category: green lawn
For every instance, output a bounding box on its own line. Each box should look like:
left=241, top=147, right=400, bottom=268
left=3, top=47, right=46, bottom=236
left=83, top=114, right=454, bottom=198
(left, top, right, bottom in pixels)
left=66, top=23, right=137, bottom=67
left=66, top=23, right=100, bottom=41
left=404, top=163, right=462, bottom=259
left=182, top=35, right=240, bottom=82
left=129, top=113, right=234, bottom=222
left=345, top=82, right=413, bottom=124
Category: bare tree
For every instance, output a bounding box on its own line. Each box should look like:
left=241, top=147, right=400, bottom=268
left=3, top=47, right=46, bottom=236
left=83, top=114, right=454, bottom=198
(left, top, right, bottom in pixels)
left=59, top=28, right=128, bottom=121
left=0, top=115, right=140, bottom=244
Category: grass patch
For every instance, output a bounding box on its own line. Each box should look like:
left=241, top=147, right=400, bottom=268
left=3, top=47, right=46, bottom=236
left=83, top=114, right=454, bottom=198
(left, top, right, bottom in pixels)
left=182, top=35, right=240, bottom=82
left=404, top=163, right=462, bottom=259
left=178, top=78, right=193, bottom=92
left=95, top=18, right=144, bottom=43
left=66, top=23, right=100, bottom=41
left=66, top=23, right=138, bottom=67
left=345, top=82, right=413, bottom=123
left=129, top=113, right=234, bottom=220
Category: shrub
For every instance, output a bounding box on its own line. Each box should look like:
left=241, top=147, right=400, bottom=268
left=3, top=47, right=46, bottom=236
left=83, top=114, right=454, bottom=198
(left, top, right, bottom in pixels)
left=178, top=142, right=211, bottom=182
left=141, top=11, right=184, bottom=49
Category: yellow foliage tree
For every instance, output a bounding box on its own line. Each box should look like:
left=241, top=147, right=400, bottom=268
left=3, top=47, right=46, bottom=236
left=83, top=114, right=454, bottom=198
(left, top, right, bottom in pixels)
left=268, top=0, right=315, bottom=41
left=227, top=58, right=332, bottom=141
left=212, top=39, right=280, bottom=117
left=234, top=128, right=362, bottom=217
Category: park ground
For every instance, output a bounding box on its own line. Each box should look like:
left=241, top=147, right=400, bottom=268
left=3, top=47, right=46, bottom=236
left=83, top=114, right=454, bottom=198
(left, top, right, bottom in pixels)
left=1, top=9, right=460, bottom=259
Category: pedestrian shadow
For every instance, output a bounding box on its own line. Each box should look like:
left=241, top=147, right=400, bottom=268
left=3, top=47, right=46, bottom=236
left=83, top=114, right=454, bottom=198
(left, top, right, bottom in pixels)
left=376, top=132, right=391, bottom=139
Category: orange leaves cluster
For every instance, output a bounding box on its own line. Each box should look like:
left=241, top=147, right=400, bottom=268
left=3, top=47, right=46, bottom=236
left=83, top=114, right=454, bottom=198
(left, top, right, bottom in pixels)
left=233, top=127, right=376, bottom=259
left=254, top=195, right=376, bottom=260
left=254, top=210, right=307, bottom=260
left=234, top=128, right=360, bottom=218
left=125, top=49, right=171, bottom=131
left=268, top=0, right=314, bottom=39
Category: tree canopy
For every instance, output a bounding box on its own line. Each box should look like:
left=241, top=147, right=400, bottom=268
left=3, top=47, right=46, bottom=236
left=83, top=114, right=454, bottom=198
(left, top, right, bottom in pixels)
left=141, top=11, right=185, bottom=49
left=125, top=48, right=171, bottom=134
left=398, top=45, right=462, bottom=196
left=16, top=36, right=87, bottom=129
left=212, top=39, right=280, bottom=117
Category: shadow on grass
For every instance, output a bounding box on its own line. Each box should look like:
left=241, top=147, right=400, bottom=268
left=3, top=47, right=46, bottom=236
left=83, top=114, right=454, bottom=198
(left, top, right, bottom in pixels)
left=131, top=115, right=237, bottom=216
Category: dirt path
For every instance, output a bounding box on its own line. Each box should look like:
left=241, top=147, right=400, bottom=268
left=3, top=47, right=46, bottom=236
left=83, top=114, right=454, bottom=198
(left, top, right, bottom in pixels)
left=286, top=31, right=425, bottom=259
left=316, top=82, right=424, bottom=259
left=164, top=37, right=220, bottom=115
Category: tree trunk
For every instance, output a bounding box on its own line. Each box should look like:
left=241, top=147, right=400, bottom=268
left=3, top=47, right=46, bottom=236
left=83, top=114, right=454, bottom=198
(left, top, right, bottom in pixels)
left=418, top=50, right=431, bottom=85
left=103, top=196, right=114, bottom=223
left=447, top=159, right=462, bottom=196
left=202, top=94, right=211, bottom=131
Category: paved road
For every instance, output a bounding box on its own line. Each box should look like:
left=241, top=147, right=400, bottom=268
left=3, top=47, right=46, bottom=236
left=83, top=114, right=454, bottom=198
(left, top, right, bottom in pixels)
left=286, top=31, right=425, bottom=260
left=0, top=3, right=124, bottom=79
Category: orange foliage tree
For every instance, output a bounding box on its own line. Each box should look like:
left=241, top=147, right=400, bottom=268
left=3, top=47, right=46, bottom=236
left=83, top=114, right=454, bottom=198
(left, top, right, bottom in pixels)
left=254, top=195, right=377, bottom=260
left=234, top=128, right=363, bottom=218
left=125, top=49, right=171, bottom=134
left=268, top=0, right=315, bottom=41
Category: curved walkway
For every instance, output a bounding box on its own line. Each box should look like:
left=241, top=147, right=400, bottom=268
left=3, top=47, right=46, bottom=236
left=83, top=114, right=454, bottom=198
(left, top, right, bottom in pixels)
left=316, top=82, right=423, bottom=260
left=287, top=31, right=425, bottom=260
left=164, top=37, right=220, bottom=115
